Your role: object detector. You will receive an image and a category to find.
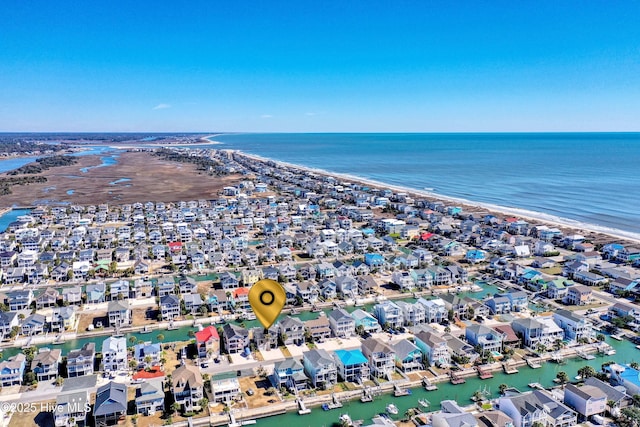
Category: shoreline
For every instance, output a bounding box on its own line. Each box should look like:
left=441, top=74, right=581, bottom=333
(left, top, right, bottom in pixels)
left=231, top=150, right=640, bottom=244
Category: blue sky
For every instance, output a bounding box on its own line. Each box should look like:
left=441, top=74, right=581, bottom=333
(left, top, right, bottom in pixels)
left=1, top=1, right=639, bottom=132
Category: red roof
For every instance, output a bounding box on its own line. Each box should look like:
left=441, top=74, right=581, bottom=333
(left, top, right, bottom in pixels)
left=132, top=367, right=165, bottom=380
left=420, top=232, right=434, bottom=241
left=233, top=287, right=250, bottom=298
left=504, top=217, right=518, bottom=223
left=195, top=325, right=220, bottom=343
left=168, top=241, right=183, bottom=251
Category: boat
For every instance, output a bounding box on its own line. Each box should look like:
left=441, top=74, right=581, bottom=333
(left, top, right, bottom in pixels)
left=140, top=325, right=153, bottom=334
left=386, top=403, right=399, bottom=415
left=322, top=394, right=343, bottom=410
left=636, top=345, right=640, bottom=350
left=339, top=414, right=353, bottom=426
left=418, top=399, right=430, bottom=408
left=597, top=343, right=616, bottom=355
left=360, top=389, right=373, bottom=403
left=611, top=334, right=624, bottom=341
left=528, top=382, right=544, bottom=390
left=577, top=350, right=595, bottom=360
left=167, top=321, right=178, bottom=331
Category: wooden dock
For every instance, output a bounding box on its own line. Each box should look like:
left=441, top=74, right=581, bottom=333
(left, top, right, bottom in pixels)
left=502, top=362, right=518, bottom=374
left=450, top=372, right=466, bottom=385
left=477, top=366, right=494, bottom=379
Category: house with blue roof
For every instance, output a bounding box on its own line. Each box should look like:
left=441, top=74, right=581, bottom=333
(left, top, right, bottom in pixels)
left=333, top=349, right=370, bottom=383
left=364, top=253, right=385, bottom=267
left=350, top=309, right=381, bottom=334
left=506, top=290, right=529, bottom=312
left=465, top=249, right=487, bottom=264
left=134, top=342, right=162, bottom=369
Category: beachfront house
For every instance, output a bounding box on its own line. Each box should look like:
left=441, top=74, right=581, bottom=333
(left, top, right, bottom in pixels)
left=135, top=379, right=165, bottom=416
left=21, top=313, right=46, bottom=336
left=222, top=323, right=250, bottom=354
left=511, top=317, right=564, bottom=350
left=328, top=308, right=356, bottom=338
left=172, top=363, right=204, bottom=411
left=107, top=300, right=131, bottom=328
left=67, top=342, right=95, bottom=377
left=94, top=382, right=128, bottom=426
left=211, top=377, right=241, bottom=403
left=351, top=309, right=381, bottom=334
left=334, top=349, right=370, bottom=383
left=361, top=337, right=396, bottom=379
left=102, top=336, right=127, bottom=374
left=273, top=358, right=308, bottom=392
left=563, top=383, right=607, bottom=419
left=499, top=390, right=577, bottom=427
left=553, top=310, right=595, bottom=343
left=303, top=348, right=338, bottom=390
left=195, top=325, right=220, bottom=360
left=0, top=354, right=26, bottom=387
left=373, top=301, right=404, bottom=329
left=415, top=330, right=451, bottom=367
left=160, top=294, right=181, bottom=320
left=31, top=347, right=62, bottom=381
left=393, top=339, right=423, bottom=372
left=465, top=324, right=505, bottom=354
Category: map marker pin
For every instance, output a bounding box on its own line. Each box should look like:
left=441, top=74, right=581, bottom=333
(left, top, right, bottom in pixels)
left=249, top=279, right=286, bottom=330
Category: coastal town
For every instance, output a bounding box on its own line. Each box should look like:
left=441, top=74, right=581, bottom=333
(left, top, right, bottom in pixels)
left=2, top=145, right=640, bottom=427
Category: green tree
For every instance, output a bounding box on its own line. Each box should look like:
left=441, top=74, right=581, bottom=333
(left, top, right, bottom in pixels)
left=556, top=371, right=569, bottom=384
left=619, top=407, right=640, bottom=427
left=578, top=365, right=596, bottom=379
left=157, top=333, right=165, bottom=343
left=596, top=333, right=606, bottom=342
left=499, top=383, right=509, bottom=395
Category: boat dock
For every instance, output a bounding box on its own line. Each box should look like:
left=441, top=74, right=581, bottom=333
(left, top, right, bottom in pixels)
left=360, top=388, right=373, bottom=403
left=322, top=394, right=343, bottom=410
left=476, top=366, right=494, bottom=379
left=577, top=350, right=595, bottom=360
left=502, top=362, right=518, bottom=374
left=526, top=358, right=542, bottom=369
left=296, top=398, right=311, bottom=415
left=422, top=377, right=438, bottom=391
left=393, top=384, right=411, bottom=397
left=450, top=372, right=466, bottom=385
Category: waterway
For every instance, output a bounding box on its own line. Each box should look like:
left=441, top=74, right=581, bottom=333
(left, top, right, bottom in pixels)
left=0, top=208, right=32, bottom=232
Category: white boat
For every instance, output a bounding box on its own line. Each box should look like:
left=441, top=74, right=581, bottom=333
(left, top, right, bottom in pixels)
left=339, top=414, right=353, bottom=426
left=611, top=334, right=624, bottom=341
left=386, top=403, right=399, bottom=415
left=140, top=325, right=153, bottom=334
left=418, top=399, right=430, bottom=408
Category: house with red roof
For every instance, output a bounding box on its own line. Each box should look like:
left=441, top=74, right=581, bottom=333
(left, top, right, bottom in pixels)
left=195, top=326, right=220, bottom=360
left=167, top=241, right=183, bottom=253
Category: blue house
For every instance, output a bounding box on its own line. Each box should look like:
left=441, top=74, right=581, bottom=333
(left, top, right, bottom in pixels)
left=465, top=249, right=487, bottom=264
left=364, top=253, right=385, bottom=267
left=333, top=349, right=370, bottom=382
left=351, top=309, right=381, bottom=333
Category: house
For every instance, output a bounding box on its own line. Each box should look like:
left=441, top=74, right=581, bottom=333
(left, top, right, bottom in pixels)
left=351, top=309, right=382, bottom=334
left=94, top=382, right=128, bottom=426
left=563, top=383, right=607, bottom=419
left=107, top=300, right=131, bottom=327
left=415, top=330, right=451, bottom=367
left=86, top=283, right=106, bottom=304
left=21, top=313, right=46, bottom=336
left=61, top=286, right=83, bottom=305
left=219, top=271, right=240, bottom=289
left=465, top=324, right=505, bottom=354
left=335, top=275, right=359, bottom=296
left=55, top=390, right=90, bottom=427
left=31, top=347, right=62, bottom=381
left=195, top=325, right=220, bottom=360
left=432, top=400, right=479, bottom=427
left=373, top=301, right=404, bottom=329
left=172, top=363, right=204, bottom=411
left=160, top=294, right=181, bottom=320
left=584, top=377, right=630, bottom=412
left=183, top=293, right=204, bottom=314
left=574, top=271, right=607, bottom=286
left=499, top=390, right=577, bottom=427
left=303, top=348, right=338, bottom=390
left=327, top=308, right=356, bottom=338
left=547, top=279, right=571, bottom=300
left=36, top=287, right=59, bottom=309
left=334, top=349, right=370, bottom=382
left=296, top=281, right=319, bottom=303
left=0, top=353, right=26, bottom=386
left=486, top=295, right=512, bottom=315
left=222, top=323, right=250, bottom=354
left=304, top=315, right=332, bottom=342
left=362, top=337, right=396, bottom=378
left=4, top=290, right=33, bottom=311
left=273, top=358, right=308, bottom=392
left=417, top=297, right=448, bottom=324
left=553, top=310, right=594, bottom=343
left=505, top=291, right=529, bottom=312
left=564, top=285, right=592, bottom=306
left=397, top=301, right=426, bottom=326
left=511, top=317, right=564, bottom=350
left=393, top=339, right=423, bottom=372
left=493, top=324, right=521, bottom=349
left=178, top=276, right=197, bottom=294
left=136, top=379, right=165, bottom=416
left=134, top=342, right=162, bottom=369
left=67, top=342, right=95, bottom=377
left=102, top=336, right=127, bottom=374
left=211, top=377, right=241, bottom=403
left=445, top=333, right=480, bottom=364
left=109, top=280, right=130, bottom=300
left=392, top=271, right=415, bottom=290
left=49, top=306, right=77, bottom=332
left=278, top=315, right=305, bottom=345
left=0, top=311, right=18, bottom=341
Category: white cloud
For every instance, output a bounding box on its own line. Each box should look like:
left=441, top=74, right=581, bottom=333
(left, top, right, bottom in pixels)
left=305, top=112, right=317, bottom=116
left=261, top=114, right=273, bottom=119
left=153, top=103, right=171, bottom=110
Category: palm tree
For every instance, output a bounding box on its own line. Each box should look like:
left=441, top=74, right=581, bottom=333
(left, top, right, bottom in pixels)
left=556, top=371, right=569, bottom=384
left=156, top=333, right=165, bottom=343
left=578, top=365, right=596, bottom=379
left=499, top=383, right=509, bottom=395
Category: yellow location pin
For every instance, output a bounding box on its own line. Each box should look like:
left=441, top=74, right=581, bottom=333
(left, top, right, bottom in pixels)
left=249, top=279, right=286, bottom=329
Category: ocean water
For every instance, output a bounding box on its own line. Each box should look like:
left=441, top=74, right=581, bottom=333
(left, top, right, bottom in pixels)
left=212, top=133, right=640, bottom=237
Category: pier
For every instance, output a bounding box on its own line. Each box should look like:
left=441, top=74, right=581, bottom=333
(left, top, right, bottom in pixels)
left=502, top=361, right=519, bottom=374
left=296, top=398, right=311, bottom=415
left=476, top=365, right=494, bottom=379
